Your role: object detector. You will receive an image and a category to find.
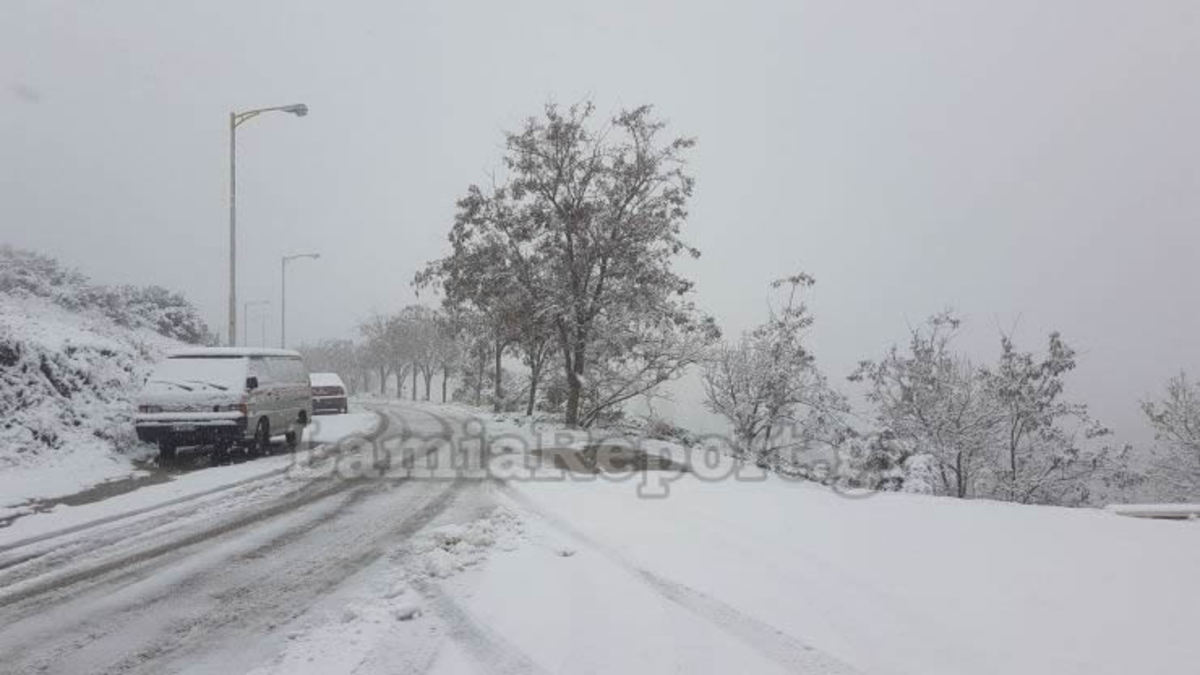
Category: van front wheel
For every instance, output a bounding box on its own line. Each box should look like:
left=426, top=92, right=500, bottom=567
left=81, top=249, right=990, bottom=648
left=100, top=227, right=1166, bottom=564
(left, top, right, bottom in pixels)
left=157, top=441, right=176, bottom=467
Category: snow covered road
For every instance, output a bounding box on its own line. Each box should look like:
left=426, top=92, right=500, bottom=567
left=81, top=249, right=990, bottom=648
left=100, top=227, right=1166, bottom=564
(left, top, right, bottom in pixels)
left=1, top=402, right=1197, bottom=674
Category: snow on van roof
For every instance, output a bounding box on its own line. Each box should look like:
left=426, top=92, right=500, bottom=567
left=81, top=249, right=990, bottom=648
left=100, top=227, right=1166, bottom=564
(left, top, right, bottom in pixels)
left=309, top=372, right=346, bottom=387
left=168, top=347, right=302, bottom=358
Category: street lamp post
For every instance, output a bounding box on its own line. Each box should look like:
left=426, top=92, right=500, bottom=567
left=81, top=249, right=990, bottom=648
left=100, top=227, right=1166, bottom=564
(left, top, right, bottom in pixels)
left=281, top=253, right=319, bottom=349
left=228, top=103, right=309, bottom=346
left=242, top=300, right=271, bottom=347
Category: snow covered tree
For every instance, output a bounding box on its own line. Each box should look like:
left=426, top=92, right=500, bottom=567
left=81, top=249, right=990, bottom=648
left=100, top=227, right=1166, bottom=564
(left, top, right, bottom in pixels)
left=513, top=308, right=557, bottom=416
left=577, top=305, right=719, bottom=428
left=431, top=310, right=466, bottom=404
left=357, top=313, right=393, bottom=395
left=422, top=101, right=708, bottom=427
left=416, top=207, right=530, bottom=412
left=1141, top=372, right=1200, bottom=499
left=984, top=332, right=1112, bottom=505
left=703, top=274, right=848, bottom=469
left=850, top=312, right=999, bottom=498
left=391, top=305, right=439, bottom=400
left=854, top=313, right=1117, bottom=504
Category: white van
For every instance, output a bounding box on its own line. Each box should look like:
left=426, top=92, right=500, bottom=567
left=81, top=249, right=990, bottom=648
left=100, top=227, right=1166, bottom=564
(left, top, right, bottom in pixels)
left=134, top=348, right=313, bottom=463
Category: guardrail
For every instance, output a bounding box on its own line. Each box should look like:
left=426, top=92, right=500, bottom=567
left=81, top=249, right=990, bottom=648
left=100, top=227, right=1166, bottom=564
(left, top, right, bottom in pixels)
left=1105, top=503, right=1200, bottom=520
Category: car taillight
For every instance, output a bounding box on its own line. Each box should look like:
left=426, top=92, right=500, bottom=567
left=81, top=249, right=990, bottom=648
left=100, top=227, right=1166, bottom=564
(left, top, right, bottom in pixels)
left=139, top=405, right=162, bottom=413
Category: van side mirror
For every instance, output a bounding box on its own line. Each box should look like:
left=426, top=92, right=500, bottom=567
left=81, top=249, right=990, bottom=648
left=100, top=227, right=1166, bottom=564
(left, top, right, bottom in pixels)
left=246, top=376, right=259, bottom=391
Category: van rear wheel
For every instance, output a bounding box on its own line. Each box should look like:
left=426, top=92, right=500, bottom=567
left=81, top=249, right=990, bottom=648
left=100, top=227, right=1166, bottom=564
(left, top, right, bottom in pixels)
left=285, top=412, right=306, bottom=451
left=250, top=418, right=270, bottom=457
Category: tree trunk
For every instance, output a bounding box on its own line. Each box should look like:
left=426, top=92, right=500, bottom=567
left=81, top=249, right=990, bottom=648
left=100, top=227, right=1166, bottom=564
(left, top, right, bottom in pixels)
left=526, top=359, right=540, bottom=417
left=561, top=335, right=587, bottom=427
left=493, top=339, right=504, bottom=413
left=423, top=370, right=433, bottom=400
left=442, top=365, right=449, bottom=403
left=378, top=366, right=387, bottom=396
left=956, top=452, right=968, bottom=498
left=474, top=349, right=485, bottom=406
left=411, top=363, right=418, bottom=400
left=395, top=366, right=406, bottom=399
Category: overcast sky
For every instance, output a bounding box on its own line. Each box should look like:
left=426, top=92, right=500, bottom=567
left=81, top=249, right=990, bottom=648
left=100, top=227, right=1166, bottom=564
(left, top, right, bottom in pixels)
left=2, top=0, right=1198, bottom=443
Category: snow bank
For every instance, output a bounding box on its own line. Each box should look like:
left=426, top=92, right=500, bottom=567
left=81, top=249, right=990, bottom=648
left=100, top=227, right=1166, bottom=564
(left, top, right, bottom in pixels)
left=506, top=472, right=1200, bottom=675
left=0, top=294, right=181, bottom=507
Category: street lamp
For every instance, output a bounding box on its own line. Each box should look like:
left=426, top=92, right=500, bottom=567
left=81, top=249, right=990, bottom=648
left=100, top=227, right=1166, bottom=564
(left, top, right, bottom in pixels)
left=228, top=103, right=309, bottom=346
left=242, top=300, right=270, bottom=347
left=281, top=252, right=319, bottom=349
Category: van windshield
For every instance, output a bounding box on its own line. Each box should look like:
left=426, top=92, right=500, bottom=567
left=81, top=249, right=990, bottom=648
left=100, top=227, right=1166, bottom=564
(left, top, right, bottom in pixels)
left=150, top=357, right=247, bottom=392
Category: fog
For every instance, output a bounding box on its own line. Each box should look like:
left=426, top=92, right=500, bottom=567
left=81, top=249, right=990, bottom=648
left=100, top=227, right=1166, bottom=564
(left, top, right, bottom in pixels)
left=3, top=0, right=1198, bottom=444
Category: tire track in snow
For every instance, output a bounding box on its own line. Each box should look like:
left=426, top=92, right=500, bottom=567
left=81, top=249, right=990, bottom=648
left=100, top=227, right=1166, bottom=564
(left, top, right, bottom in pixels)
left=0, top=409, right=406, bottom=612
left=0, top=410, right=389, bottom=558
left=0, top=473, right=380, bottom=616
left=0, top=407, right=470, bottom=674
left=410, top=577, right=551, bottom=675
left=0, top=482, right=382, bottom=670
left=499, top=484, right=861, bottom=675
left=103, top=479, right=470, bottom=675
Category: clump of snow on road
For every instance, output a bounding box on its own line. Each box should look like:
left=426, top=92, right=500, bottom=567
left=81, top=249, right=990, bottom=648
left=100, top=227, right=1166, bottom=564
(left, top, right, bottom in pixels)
left=249, top=584, right=433, bottom=675
left=403, top=506, right=523, bottom=579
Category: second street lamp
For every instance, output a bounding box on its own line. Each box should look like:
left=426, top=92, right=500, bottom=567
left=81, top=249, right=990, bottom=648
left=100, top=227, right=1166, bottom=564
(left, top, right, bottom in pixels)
left=281, top=252, right=319, bottom=349
left=227, top=103, right=309, bottom=346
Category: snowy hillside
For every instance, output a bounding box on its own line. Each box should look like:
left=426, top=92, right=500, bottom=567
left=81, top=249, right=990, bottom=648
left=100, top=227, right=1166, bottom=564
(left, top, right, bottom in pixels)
left=0, top=293, right=182, bottom=506
left=0, top=248, right=206, bottom=510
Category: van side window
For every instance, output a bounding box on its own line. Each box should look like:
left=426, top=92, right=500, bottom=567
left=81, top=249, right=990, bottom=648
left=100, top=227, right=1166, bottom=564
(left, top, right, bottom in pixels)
left=267, top=356, right=306, bottom=384
left=248, top=356, right=270, bottom=384
left=264, top=357, right=285, bottom=383
left=291, top=359, right=308, bottom=384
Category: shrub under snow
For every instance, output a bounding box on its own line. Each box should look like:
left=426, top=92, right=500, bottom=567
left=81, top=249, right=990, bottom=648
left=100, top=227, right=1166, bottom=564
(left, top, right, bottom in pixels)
left=0, top=245, right=213, bottom=345
left=0, top=294, right=180, bottom=473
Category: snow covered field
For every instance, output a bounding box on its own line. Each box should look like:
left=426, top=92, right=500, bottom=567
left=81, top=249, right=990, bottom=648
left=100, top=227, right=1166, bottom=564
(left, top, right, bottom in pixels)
left=0, top=401, right=1197, bottom=674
